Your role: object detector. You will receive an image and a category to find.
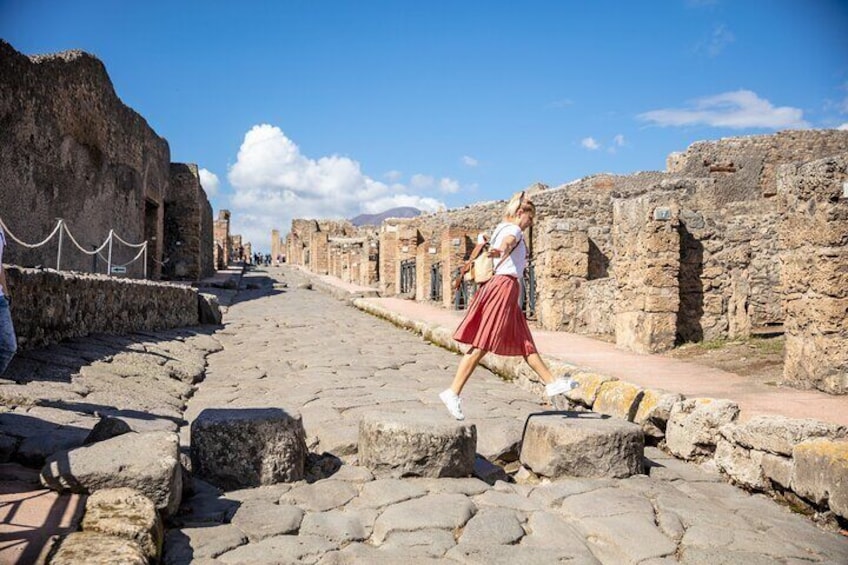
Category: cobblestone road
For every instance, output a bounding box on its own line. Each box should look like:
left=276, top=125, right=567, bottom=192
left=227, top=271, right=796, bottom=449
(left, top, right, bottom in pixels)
left=165, top=266, right=848, bottom=564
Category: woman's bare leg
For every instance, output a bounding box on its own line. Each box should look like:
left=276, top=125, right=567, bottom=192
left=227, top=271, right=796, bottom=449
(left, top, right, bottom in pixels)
left=450, top=347, right=487, bottom=395
left=525, top=352, right=555, bottom=384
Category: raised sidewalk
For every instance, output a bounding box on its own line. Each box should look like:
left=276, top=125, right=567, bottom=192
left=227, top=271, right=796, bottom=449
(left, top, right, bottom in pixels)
left=296, top=267, right=848, bottom=427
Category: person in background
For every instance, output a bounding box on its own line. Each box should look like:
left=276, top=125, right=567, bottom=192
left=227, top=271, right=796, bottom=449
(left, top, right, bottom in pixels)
left=440, top=191, right=577, bottom=420
left=0, top=226, right=17, bottom=375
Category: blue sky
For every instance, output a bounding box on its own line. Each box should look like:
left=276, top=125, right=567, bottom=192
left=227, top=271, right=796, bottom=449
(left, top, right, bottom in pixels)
left=3, top=0, right=847, bottom=252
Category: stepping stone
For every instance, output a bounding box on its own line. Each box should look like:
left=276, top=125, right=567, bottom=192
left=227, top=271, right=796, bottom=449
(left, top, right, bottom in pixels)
left=520, top=413, right=644, bottom=479
left=358, top=411, right=476, bottom=478
left=190, top=407, right=307, bottom=490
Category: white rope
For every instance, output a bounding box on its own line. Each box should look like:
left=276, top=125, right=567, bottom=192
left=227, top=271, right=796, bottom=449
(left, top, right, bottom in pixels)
left=111, top=244, right=147, bottom=268
left=0, top=217, right=62, bottom=248
left=62, top=223, right=112, bottom=255
left=111, top=230, right=147, bottom=248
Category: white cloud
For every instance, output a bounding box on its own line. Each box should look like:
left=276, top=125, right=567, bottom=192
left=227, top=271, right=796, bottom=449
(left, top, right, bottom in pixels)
left=410, top=174, right=435, bottom=189
left=613, top=134, right=625, bottom=146
left=227, top=124, right=445, bottom=251
left=198, top=168, right=220, bottom=197
left=439, top=178, right=460, bottom=194
left=548, top=99, right=574, bottom=109
left=462, top=155, right=478, bottom=167
left=581, top=137, right=600, bottom=150
left=637, top=90, right=809, bottom=129
left=705, top=23, right=734, bottom=57
left=838, top=123, right=848, bottom=130
left=383, top=170, right=402, bottom=182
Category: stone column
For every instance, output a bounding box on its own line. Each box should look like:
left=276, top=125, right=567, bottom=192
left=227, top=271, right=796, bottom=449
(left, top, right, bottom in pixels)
left=535, top=219, right=589, bottom=331
left=778, top=154, right=848, bottom=394
left=415, top=231, right=436, bottom=302
left=441, top=228, right=473, bottom=308
left=613, top=196, right=681, bottom=353
left=379, top=223, right=399, bottom=295
left=311, top=232, right=329, bottom=274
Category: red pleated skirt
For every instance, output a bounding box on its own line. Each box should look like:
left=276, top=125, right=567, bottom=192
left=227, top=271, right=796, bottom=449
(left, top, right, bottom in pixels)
left=453, top=275, right=538, bottom=357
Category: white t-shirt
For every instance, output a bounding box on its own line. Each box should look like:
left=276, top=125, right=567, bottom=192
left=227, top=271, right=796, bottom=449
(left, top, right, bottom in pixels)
left=491, top=222, right=527, bottom=277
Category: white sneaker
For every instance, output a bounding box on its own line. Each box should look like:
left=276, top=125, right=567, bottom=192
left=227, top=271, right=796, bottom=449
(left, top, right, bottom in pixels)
left=545, top=377, right=578, bottom=397
left=439, top=389, right=465, bottom=420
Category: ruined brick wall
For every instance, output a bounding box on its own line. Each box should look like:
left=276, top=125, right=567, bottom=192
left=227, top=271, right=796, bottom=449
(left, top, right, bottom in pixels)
left=668, top=130, right=848, bottom=202
left=778, top=154, right=848, bottom=394
left=0, top=41, right=171, bottom=279
left=163, top=163, right=214, bottom=280
left=6, top=266, right=199, bottom=350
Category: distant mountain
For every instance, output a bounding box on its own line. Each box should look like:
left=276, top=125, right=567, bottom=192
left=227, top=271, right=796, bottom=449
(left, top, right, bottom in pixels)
left=350, top=206, right=422, bottom=226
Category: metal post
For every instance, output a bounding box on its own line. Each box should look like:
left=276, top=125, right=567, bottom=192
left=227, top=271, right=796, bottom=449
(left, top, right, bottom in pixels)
left=143, top=242, right=147, bottom=279
left=106, top=230, right=114, bottom=276
left=56, top=219, right=64, bottom=270
left=92, top=244, right=98, bottom=273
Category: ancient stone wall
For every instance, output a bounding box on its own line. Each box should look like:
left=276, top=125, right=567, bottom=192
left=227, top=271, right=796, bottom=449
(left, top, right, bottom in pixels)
left=667, top=130, right=848, bottom=202
left=271, top=229, right=283, bottom=263
left=778, top=154, right=848, bottom=394
left=6, top=266, right=200, bottom=350
left=163, top=163, right=214, bottom=280
left=0, top=41, right=171, bottom=279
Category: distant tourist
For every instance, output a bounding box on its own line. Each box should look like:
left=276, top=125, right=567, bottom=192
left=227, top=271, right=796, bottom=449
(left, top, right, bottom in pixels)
left=0, top=226, right=17, bottom=375
left=440, top=192, right=577, bottom=420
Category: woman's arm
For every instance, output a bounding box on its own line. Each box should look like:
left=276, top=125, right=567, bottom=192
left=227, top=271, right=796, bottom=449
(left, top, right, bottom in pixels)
left=488, top=234, right=517, bottom=258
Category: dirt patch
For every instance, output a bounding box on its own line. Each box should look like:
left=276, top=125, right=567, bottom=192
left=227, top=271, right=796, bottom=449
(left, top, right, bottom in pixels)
left=665, top=335, right=785, bottom=386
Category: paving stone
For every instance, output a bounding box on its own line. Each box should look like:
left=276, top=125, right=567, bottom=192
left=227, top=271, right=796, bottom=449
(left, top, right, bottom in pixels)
left=371, top=492, right=477, bottom=544
left=229, top=499, right=304, bottom=541
left=299, top=509, right=372, bottom=543
left=406, top=476, right=491, bottom=496
left=328, top=464, right=374, bottom=484
left=458, top=507, right=525, bottom=546
left=380, top=528, right=456, bottom=556
left=472, top=488, right=541, bottom=512
left=217, top=534, right=338, bottom=564
left=279, top=479, right=359, bottom=512
left=347, top=477, right=427, bottom=509
left=446, top=543, right=600, bottom=565
left=163, top=524, right=249, bottom=563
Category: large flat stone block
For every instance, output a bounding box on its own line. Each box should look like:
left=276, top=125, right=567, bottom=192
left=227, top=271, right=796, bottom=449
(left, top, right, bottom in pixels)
left=40, top=431, right=182, bottom=517
left=520, top=413, right=644, bottom=479
left=665, top=398, right=739, bottom=460
left=191, top=407, right=307, bottom=490
left=358, top=411, right=476, bottom=478
left=791, top=438, right=848, bottom=520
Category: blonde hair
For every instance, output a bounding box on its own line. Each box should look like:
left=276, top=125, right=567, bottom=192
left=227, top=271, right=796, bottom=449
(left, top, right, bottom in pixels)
left=503, top=191, right=535, bottom=219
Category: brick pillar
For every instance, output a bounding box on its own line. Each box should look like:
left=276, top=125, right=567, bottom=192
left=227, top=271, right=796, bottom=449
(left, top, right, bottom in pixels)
left=778, top=155, right=848, bottom=394
left=613, top=197, right=681, bottom=353
left=441, top=228, right=475, bottom=308
left=416, top=231, right=437, bottom=302
left=311, top=232, right=329, bottom=274
left=535, top=219, right=589, bottom=331
left=379, top=223, right=399, bottom=295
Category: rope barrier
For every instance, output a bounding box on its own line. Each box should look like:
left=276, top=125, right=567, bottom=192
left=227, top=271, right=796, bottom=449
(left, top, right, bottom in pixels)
left=0, top=216, right=149, bottom=277
left=0, top=217, right=63, bottom=248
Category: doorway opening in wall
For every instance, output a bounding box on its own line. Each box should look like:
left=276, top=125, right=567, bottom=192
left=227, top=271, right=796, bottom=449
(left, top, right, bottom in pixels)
left=587, top=239, right=609, bottom=280
left=144, top=199, right=159, bottom=279
left=676, top=223, right=704, bottom=345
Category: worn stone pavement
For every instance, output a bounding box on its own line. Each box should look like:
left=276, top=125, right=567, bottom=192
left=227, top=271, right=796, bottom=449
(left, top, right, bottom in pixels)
left=164, top=266, right=847, bottom=564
